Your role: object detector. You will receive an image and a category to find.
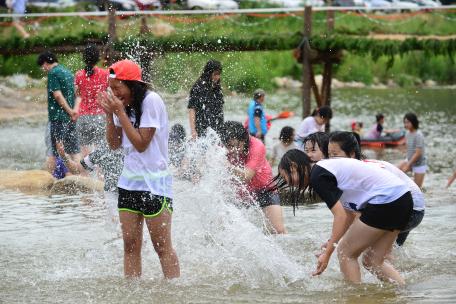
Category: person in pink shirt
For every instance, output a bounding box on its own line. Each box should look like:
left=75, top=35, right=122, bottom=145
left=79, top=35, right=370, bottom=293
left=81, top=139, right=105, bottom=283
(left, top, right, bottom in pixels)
left=221, top=121, right=287, bottom=234
left=74, top=45, right=109, bottom=155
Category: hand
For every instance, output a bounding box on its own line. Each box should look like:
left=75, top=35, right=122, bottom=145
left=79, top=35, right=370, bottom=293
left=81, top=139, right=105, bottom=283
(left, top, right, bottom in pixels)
left=256, top=132, right=262, bottom=138
left=98, top=91, right=124, bottom=115
left=313, top=251, right=330, bottom=276
left=69, top=109, right=78, bottom=122
left=55, top=142, right=66, bottom=158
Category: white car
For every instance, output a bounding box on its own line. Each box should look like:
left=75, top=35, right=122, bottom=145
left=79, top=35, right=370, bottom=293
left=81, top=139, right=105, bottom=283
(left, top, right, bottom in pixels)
left=27, top=0, right=76, bottom=8
left=187, top=0, right=239, bottom=10
left=409, top=0, right=441, bottom=6
left=265, top=0, right=325, bottom=7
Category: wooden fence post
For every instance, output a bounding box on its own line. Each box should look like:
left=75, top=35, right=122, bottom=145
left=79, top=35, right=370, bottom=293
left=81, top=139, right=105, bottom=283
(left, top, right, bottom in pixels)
left=301, top=6, right=312, bottom=119
left=105, top=4, right=117, bottom=65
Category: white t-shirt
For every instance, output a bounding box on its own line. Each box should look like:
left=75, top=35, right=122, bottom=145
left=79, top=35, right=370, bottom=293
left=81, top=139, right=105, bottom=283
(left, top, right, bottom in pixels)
left=297, top=116, right=324, bottom=139
left=311, top=158, right=409, bottom=211
left=113, top=91, right=172, bottom=198
left=363, top=159, right=425, bottom=211
left=272, top=142, right=297, bottom=161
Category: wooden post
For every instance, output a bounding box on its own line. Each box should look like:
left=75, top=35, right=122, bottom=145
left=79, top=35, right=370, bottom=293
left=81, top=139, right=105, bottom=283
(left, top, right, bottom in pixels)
left=105, top=3, right=117, bottom=65
left=301, top=6, right=312, bottom=119
left=323, top=4, right=335, bottom=133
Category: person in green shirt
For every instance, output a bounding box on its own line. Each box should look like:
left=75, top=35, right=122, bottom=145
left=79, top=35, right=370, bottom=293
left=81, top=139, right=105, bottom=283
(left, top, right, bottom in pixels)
left=37, top=51, right=81, bottom=170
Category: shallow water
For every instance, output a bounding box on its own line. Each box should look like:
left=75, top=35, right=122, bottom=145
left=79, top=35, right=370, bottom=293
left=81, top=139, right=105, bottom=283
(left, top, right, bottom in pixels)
left=1, top=88, right=455, bottom=303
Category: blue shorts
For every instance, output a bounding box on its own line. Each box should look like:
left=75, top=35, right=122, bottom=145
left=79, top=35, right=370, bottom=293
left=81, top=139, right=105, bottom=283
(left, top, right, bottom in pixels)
left=50, top=120, right=80, bottom=156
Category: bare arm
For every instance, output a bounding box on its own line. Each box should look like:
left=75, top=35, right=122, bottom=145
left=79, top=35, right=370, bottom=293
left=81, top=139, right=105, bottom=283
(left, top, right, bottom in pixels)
left=314, top=201, right=351, bottom=276
left=231, top=166, right=256, bottom=183
left=407, top=147, right=422, bottom=168
left=254, top=116, right=262, bottom=137
left=52, top=90, right=77, bottom=121
left=56, top=142, right=85, bottom=175
left=73, top=85, right=82, bottom=114
left=116, top=110, right=155, bottom=153
left=189, top=108, right=197, bottom=139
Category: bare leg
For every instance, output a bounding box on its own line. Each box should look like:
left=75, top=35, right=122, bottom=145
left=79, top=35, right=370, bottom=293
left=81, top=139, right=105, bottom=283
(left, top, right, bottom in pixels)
left=145, top=210, right=180, bottom=279
left=262, top=205, right=287, bottom=234
left=337, top=219, right=405, bottom=284
left=362, top=230, right=404, bottom=285
left=414, top=173, right=425, bottom=189
left=12, top=21, right=30, bottom=38
left=119, top=211, right=144, bottom=277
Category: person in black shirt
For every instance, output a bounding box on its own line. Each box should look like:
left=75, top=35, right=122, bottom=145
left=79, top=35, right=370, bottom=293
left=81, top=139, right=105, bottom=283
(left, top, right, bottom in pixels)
left=188, top=60, right=224, bottom=139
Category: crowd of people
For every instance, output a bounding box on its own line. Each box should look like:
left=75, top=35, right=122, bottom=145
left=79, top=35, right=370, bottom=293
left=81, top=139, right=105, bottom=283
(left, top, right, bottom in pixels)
left=36, top=49, right=452, bottom=285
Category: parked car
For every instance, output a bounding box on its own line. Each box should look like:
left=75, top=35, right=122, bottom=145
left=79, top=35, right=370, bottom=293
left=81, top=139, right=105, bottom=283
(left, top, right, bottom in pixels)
left=408, top=0, right=441, bottom=6
left=264, top=0, right=325, bottom=7
left=333, top=0, right=365, bottom=6
left=27, top=0, right=76, bottom=8
left=386, top=0, right=420, bottom=10
left=187, top=0, right=239, bottom=10
left=364, top=0, right=393, bottom=10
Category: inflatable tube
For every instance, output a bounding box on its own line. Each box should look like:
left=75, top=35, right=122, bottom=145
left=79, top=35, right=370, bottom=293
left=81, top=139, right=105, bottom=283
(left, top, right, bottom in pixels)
left=360, top=130, right=406, bottom=148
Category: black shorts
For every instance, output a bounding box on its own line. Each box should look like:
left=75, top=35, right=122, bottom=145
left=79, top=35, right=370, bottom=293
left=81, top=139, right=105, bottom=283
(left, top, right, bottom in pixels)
left=50, top=120, right=80, bottom=156
left=118, top=188, right=173, bottom=217
left=360, top=191, right=413, bottom=231
left=254, top=190, right=281, bottom=208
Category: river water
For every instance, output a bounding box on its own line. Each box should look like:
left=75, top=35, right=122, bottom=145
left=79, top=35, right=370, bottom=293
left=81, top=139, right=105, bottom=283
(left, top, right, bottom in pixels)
left=1, top=88, right=455, bottom=303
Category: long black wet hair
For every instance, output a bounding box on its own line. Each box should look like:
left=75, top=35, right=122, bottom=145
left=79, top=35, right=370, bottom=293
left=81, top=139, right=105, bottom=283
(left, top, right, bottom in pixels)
left=220, top=121, right=250, bottom=156
left=269, top=149, right=313, bottom=215
left=302, top=131, right=329, bottom=159
left=122, top=79, right=149, bottom=129
left=195, top=59, right=222, bottom=89
left=83, top=44, right=99, bottom=77
left=329, top=131, right=364, bottom=160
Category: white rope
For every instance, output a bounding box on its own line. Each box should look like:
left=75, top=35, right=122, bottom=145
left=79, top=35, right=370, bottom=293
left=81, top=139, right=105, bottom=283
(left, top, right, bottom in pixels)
left=1, top=5, right=455, bottom=18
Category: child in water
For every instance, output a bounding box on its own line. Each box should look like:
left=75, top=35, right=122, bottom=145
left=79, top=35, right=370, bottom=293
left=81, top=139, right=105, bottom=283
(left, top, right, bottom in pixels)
left=221, top=121, right=287, bottom=234
left=270, top=126, right=297, bottom=167
left=398, top=112, right=427, bottom=188
left=328, top=131, right=425, bottom=247
left=365, top=113, right=398, bottom=139
left=271, top=149, right=412, bottom=285
left=99, top=59, right=180, bottom=279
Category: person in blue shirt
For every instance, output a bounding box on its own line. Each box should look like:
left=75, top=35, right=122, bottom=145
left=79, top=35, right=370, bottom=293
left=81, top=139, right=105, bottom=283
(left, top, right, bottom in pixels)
left=248, top=89, right=267, bottom=143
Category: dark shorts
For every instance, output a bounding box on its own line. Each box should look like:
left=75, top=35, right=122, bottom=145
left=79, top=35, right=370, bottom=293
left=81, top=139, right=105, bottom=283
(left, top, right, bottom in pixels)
left=254, top=190, right=281, bottom=208
left=396, top=209, right=425, bottom=246
left=118, top=187, right=173, bottom=217
left=360, top=191, right=413, bottom=231
left=50, top=120, right=80, bottom=156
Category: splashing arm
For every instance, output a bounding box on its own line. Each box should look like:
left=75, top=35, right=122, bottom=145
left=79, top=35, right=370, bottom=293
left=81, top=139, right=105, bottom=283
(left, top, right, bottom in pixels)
left=188, top=109, right=197, bottom=139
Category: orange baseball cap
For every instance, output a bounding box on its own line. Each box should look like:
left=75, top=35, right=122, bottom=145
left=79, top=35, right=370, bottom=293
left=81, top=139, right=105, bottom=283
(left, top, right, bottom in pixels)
left=109, top=59, right=144, bottom=82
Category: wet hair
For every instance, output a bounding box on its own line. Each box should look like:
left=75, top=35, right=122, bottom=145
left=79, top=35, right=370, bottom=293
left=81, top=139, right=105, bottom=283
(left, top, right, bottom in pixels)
left=404, top=112, right=419, bottom=129
left=329, top=131, right=363, bottom=160
left=311, top=105, right=333, bottom=120
left=279, top=126, right=295, bottom=144
left=220, top=121, right=250, bottom=155
left=37, top=51, right=58, bottom=66
left=83, top=45, right=100, bottom=77
left=169, top=123, right=186, bottom=145
left=376, top=113, right=385, bottom=123
left=269, top=149, right=313, bottom=215
left=199, top=59, right=222, bottom=83
left=302, top=131, right=329, bottom=159
left=119, top=78, right=148, bottom=128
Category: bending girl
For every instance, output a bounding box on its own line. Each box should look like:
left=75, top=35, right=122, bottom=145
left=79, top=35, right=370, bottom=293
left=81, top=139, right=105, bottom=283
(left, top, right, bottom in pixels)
left=273, top=149, right=412, bottom=284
